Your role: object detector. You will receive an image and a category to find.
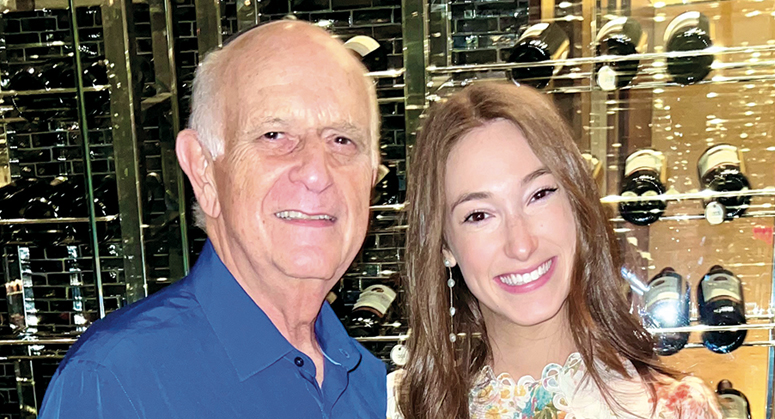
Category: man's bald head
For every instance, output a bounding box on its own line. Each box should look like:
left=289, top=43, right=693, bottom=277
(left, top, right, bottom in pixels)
left=188, top=20, right=380, bottom=163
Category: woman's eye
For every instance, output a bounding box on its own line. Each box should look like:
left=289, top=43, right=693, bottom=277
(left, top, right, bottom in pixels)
left=531, top=187, right=558, bottom=202
left=464, top=211, right=489, bottom=223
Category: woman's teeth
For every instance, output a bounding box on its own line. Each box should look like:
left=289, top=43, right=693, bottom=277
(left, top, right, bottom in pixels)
left=499, top=259, right=552, bottom=286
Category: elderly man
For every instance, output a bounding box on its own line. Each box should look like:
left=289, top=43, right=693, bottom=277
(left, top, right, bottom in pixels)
left=39, top=21, right=385, bottom=418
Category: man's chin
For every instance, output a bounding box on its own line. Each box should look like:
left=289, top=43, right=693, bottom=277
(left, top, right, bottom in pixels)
left=274, top=256, right=345, bottom=282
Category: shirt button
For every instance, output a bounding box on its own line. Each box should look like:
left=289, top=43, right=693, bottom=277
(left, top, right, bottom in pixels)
left=294, top=357, right=304, bottom=367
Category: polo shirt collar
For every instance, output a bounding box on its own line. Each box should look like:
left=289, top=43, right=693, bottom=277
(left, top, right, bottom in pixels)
left=190, top=240, right=361, bottom=381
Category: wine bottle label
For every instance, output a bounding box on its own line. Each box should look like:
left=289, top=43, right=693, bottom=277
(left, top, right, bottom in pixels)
left=718, top=394, right=749, bottom=419
left=390, top=343, right=409, bottom=366
left=516, top=23, right=570, bottom=66
left=520, top=23, right=550, bottom=40
left=353, top=285, right=397, bottom=317
left=597, top=65, right=618, bottom=91
left=343, top=36, right=381, bottom=58
left=664, top=11, right=710, bottom=45
left=325, top=291, right=338, bottom=305
left=581, top=153, right=602, bottom=182
left=705, top=201, right=726, bottom=225
left=645, top=274, right=682, bottom=310
left=701, top=273, right=743, bottom=303
left=625, top=150, right=665, bottom=180
left=698, top=145, right=742, bottom=179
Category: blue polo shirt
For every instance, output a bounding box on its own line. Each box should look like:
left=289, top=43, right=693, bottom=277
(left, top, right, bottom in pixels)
left=39, top=241, right=386, bottom=418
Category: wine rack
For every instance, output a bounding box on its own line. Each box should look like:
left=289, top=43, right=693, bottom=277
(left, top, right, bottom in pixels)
left=0, top=0, right=772, bottom=417
left=0, top=0, right=189, bottom=416
left=413, top=0, right=775, bottom=417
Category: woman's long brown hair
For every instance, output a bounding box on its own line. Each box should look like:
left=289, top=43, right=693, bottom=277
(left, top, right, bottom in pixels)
left=398, top=82, right=675, bottom=419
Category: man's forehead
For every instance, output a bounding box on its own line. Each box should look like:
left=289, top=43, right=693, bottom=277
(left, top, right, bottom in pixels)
left=238, top=108, right=369, bottom=135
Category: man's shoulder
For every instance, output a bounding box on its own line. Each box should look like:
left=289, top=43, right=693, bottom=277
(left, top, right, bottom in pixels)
left=62, top=277, right=206, bottom=368
left=351, top=339, right=387, bottom=386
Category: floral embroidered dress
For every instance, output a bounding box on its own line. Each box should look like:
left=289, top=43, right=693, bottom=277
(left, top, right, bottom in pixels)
left=387, top=353, right=722, bottom=419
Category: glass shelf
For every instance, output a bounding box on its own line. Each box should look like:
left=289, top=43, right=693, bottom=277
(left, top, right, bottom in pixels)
left=370, top=203, right=406, bottom=211
left=427, top=44, right=775, bottom=74
left=0, top=86, right=109, bottom=97
left=377, top=97, right=405, bottom=104
left=140, top=92, right=173, bottom=111
left=0, top=215, right=118, bottom=225
left=601, top=188, right=775, bottom=204
left=647, top=322, right=775, bottom=334
left=367, top=69, right=405, bottom=79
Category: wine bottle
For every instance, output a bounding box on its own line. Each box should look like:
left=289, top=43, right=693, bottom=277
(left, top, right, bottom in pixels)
left=581, top=153, right=603, bottom=189
left=17, top=176, right=78, bottom=243
left=698, top=144, right=750, bottom=224
left=697, top=265, right=746, bottom=354
left=325, top=288, right=348, bottom=320
left=595, top=17, right=647, bottom=90
left=91, top=175, right=119, bottom=242
left=0, top=179, right=50, bottom=219
left=619, top=149, right=668, bottom=226
left=716, top=380, right=752, bottom=419
left=642, top=267, right=690, bottom=356
left=345, top=284, right=397, bottom=337
left=8, top=64, right=68, bottom=122
left=372, top=163, right=400, bottom=206
left=665, top=11, right=714, bottom=85
left=344, top=35, right=389, bottom=73
left=507, top=22, right=570, bottom=89
left=82, top=60, right=110, bottom=117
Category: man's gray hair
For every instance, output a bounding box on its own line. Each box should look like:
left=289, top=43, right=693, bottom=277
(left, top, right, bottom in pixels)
left=186, top=31, right=381, bottom=229
left=188, top=48, right=229, bottom=157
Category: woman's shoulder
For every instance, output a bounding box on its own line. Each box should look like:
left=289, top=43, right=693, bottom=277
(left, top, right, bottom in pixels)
left=387, top=370, right=405, bottom=419
left=649, top=374, right=723, bottom=419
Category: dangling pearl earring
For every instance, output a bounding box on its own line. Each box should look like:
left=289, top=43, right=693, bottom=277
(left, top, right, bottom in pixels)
left=444, top=259, right=456, bottom=343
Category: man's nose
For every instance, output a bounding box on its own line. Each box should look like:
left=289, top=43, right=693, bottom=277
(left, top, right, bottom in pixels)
left=288, top=138, right=334, bottom=193
left=503, top=214, right=538, bottom=262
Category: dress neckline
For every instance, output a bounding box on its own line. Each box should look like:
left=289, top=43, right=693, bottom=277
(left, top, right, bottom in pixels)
left=474, top=351, right=586, bottom=390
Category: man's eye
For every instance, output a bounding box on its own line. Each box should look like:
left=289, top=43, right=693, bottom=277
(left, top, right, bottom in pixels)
left=464, top=211, right=489, bottom=223
left=262, top=132, right=285, bottom=140
left=334, top=136, right=353, bottom=145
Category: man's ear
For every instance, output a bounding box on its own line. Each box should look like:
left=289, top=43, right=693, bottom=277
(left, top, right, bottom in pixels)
left=176, top=129, right=221, bottom=220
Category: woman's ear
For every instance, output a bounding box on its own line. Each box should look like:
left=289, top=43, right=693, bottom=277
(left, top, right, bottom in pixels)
left=441, top=248, right=457, bottom=268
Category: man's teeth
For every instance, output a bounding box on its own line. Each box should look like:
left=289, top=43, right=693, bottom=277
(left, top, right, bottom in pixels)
left=499, top=259, right=552, bottom=286
left=275, top=211, right=335, bottom=221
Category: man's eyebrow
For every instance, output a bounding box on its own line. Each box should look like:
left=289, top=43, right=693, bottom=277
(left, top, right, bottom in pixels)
left=326, top=122, right=367, bottom=138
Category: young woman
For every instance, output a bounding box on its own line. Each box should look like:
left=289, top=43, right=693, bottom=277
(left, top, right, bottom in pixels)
left=389, top=83, right=721, bottom=419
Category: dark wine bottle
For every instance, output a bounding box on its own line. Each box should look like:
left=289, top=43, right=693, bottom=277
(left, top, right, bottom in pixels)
left=344, top=35, right=389, bottom=73
left=345, top=284, right=397, bottom=338
left=716, top=380, right=752, bottom=419
left=642, top=267, right=690, bottom=356
left=697, top=265, right=746, bottom=354
left=17, top=176, right=78, bottom=243
left=325, top=289, right=348, bottom=320
left=372, top=163, right=400, bottom=206
left=595, top=17, right=647, bottom=90
left=619, top=149, right=668, bottom=226
left=698, top=144, right=750, bottom=224
left=82, top=60, right=110, bottom=117
left=90, top=175, right=119, bottom=242
left=665, top=11, right=714, bottom=85
left=0, top=179, right=50, bottom=219
left=8, top=64, right=69, bottom=122
left=507, top=22, right=570, bottom=89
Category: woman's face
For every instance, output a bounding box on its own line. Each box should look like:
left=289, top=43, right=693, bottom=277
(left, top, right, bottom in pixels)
left=443, top=119, right=577, bottom=328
